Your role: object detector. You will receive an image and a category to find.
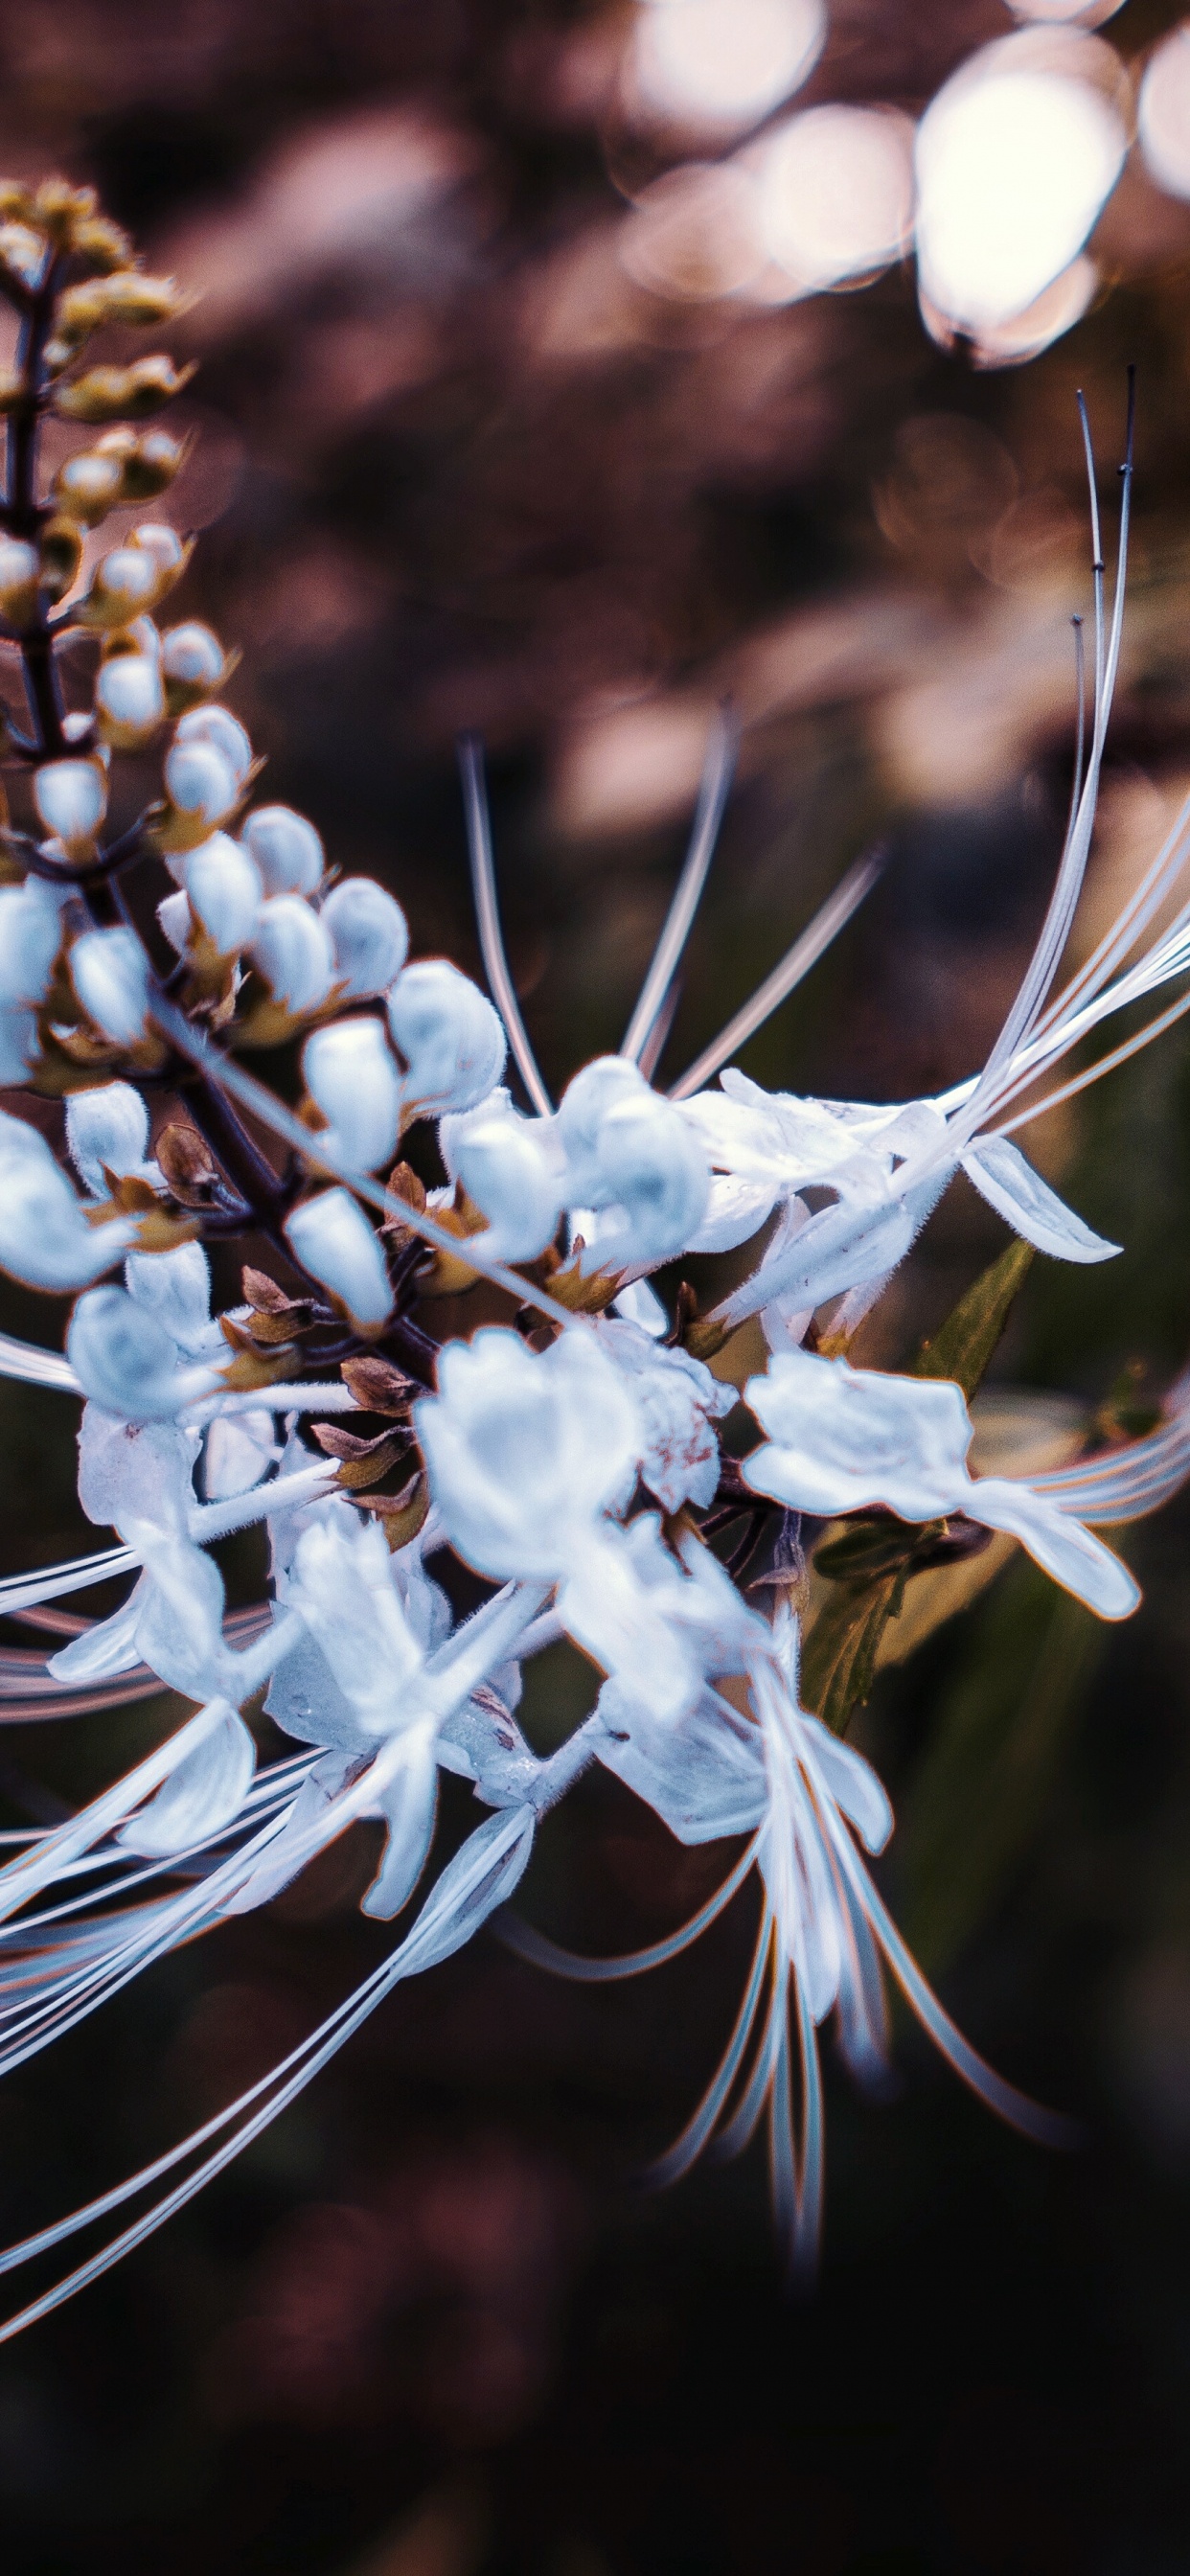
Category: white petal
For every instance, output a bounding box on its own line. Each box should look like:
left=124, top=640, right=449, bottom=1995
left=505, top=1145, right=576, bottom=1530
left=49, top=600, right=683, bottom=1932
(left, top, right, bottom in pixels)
left=117, top=1701, right=255, bottom=1856
left=66, top=1082, right=150, bottom=1196
left=285, top=1188, right=393, bottom=1328
left=961, top=1136, right=1120, bottom=1263
left=972, top=1474, right=1139, bottom=1619
left=241, top=804, right=324, bottom=897
left=322, top=878, right=409, bottom=999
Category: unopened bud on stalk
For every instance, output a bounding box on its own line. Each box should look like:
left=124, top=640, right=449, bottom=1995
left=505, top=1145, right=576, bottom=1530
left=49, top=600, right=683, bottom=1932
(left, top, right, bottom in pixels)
left=101, top=427, right=185, bottom=501
left=0, top=877, right=65, bottom=1006
left=77, top=542, right=161, bottom=631
left=160, top=622, right=231, bottom=708
left=387, top=958, right=507, bottom=1118
left=69, top=926, right=152, bottom=1046
left=0, top=221, right=45, bottom=291
left=0, top=1114, right=134, bottom=1291
left=55, top=355, right=195, bottom=423
left=69, top=214, right=134, bottom=274
left=0, top=370, right=25, bottom=414
left=33, top=757, right=107, bottom=856
left=174, top=702, right=251, bottom=784
left=129, top=522, right=188, bottom=586
left=37, top=516, right=82, bottom=607
left=303, top=1018, right=402, bottom=1172
left=0, top=183, right=33, bottom=221
left=161, top=737, right=240, bottom=840
left=94, top=649, right=166, bottom=748
left=56, top=272, right=184, bottom=349
left=32, top=178, right=96, bottom=242
left=53, top=448, right=126, bottom=523
left=182, top=831, right=263, bottom=954
left=440, top=1094, right=562, bottom=1264
left=0, top=537, right=41, bottom=628
left=66, top=1080, right=150, bottom=1196
left=240, top=804, right=324, bottom=898
left=285, top=1187, right=394, bottom=1331
left=323, top=878, right=409, bottom=999
left=68, top=1285, right=219, bottom=1418
left=248, top=896, right=336, bottom=1014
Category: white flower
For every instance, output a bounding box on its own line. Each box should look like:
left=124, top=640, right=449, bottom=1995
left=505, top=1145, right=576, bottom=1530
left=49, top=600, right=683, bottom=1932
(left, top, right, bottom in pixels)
left=302, top=1016, right=402, bottom=1172
left=556, top=1058, right=711, bottom=1275
left=322, top=877, right=409, bottom=999
left=439, top=1090, right=562, bottom=1263
left=599, top=1318, right=734, bottom=1512
left=67, top=1284, right=222, bottom=1419
left=65, top=1080, right=152, bottom=1197
left=285, top=1187, right=393, bottom=1328
left=249, top=895, right=336, bottom=1014
left=125, top=1241, right=216, bottom=1356
left=0, top=1111, right=134, bottom=1290
left=68, top=926, right=151, bottom=1046
left=241, top=804, right=325, bottom=898
left=181, top=830, right=263, bottom=954
left=33, top=758, right=107, bottom=852
left=744, top=1347, right=1138, bottom=1620
left=160, top=622, right=226, bottom=690
left=387, top=959, right=506, bottom=1118
left=418, top=1325, right=640, bottom=1581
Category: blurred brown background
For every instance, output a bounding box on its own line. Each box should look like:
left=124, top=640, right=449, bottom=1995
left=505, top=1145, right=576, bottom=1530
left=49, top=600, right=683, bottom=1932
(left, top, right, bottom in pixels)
left=4, top=3, right=1190, bottom=2570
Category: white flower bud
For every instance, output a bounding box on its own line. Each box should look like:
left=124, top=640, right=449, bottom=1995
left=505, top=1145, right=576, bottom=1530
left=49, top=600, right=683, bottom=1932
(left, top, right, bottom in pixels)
left=163, top=737, right=240, bottom=831
left=69, top=927, right=151, bottom=1046
left=80, top=543, right=159, bottom=628
left=241, top=804, right=324, bottom=898
left=302, top=1017, right=401, bottom=1172
left=556, top=1057, right=648, bottom=1203
left=126, top=1240, right=212, bottom=1352
left=439, top=1092, right=561, bottom=1263
left=249, top=896, right=335, bottom=1015
left=160, top=622, right=226, bottom=690
left=387, top=959, right=506, bottom=1119
left=33, top=757, right=107, bottom=851
left=174, top=702, right=252, bottom=788
left=285, top=1187, right=393, bottom=1330
left=66, top=1081, right=151, bottom=1196
left=322, top=877, right=408, bottom=999
left=67, top=1284, right=219, bottom=1420
left=54, top=449, right=125, bottom=524
left=0, top=876, right=65, bottom=1006
left=0, top=1111, right=133, bottom=1290
left=182, top=831, right=263, bottom=955
left=0, top=1005, right=38, bottom=1086
left=129, top=522, right=185, bottom=579
left=584, top=1091, right=710, bottom=1273
left=94, top=650, right=165, bottom=748
left=0, top=537, right=41, bottom=627
left=156, top=888, right=191, bottom=954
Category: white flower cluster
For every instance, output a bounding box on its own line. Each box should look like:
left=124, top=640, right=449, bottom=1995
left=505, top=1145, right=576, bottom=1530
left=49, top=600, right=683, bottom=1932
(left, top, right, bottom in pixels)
left=0, top=184, right=1187, bottom=2335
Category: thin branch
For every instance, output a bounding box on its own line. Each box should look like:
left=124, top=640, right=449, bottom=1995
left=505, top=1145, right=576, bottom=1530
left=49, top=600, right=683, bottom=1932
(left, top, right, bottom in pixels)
left=620, top=703, right=738, bottom=1067
left=668, top=849, right=883, bottom=1103
left=457, top=735, right=553, bottom=1118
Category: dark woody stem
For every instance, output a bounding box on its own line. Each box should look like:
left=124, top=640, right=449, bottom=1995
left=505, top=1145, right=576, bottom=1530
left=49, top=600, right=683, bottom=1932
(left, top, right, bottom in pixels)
left=6, top=252, right=67, bottom=759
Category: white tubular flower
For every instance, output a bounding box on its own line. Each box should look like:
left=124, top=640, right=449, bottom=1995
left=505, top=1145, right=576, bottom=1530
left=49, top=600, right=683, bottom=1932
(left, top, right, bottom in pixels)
left=94, top=650, right=165, bottom=749
left=0, top=876, right=65, bottom=1006
left=285, top=1187, right=393, bottom=1329
left=0, top=1111, right=133, bottom=1289
left=439, top=1091, right=561, bottom=1264
left=125, top=1241, right=214, bottom=1355
left=65, top=1080, right=151, bottom=1196
left=302, top=1016, right=402, bottom=1172
left=322, top=877, right=409, bottom=999
left=33, top=758, right=107, bottom=855
left=163, top=736, right=240, bottom=834
left=387, top=959, right=507, bottom=1118
left=68, top=927, right=151, bottom=1046
left=241, top=804, right=325, bottom=898
left=181, top=830, right=263, bottom=954
left=744, top=1348, right=1138, bottom=1621
left=416, top=1325, right=640, bottom=1581
left=67, top=1284, right=222, bottom=1420
left=249, top=895, right=336, bottom=1014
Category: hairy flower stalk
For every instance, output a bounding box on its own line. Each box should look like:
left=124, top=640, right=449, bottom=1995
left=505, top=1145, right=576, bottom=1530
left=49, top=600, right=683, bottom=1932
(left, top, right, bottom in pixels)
left=0, top=190, right=1185, bottom=2333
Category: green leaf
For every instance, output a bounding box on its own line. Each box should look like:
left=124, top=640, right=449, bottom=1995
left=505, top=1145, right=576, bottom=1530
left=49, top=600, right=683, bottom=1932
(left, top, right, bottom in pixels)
left=913, top=1237, right=1034, bottom=1400
left=799, top=1573, right=902, bottom=1734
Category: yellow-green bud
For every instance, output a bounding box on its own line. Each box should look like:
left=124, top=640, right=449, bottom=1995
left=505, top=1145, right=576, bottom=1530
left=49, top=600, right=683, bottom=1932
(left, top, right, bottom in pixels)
left=68, top=215, right=134, bottom=275
left=0, top=221, right=44, bottom=294
left=0, top=537, right=41, bottom=629
left=0, top=183, right=33, bottom=223
left=0, top=368, right=23, bottom=414
left=55, top=355, right=196, bottom=423
left=32, top=178, right=96, bottom=243
left=53, top=448, right=126, bottom=524
left=118, top=428, right=186, bottom=500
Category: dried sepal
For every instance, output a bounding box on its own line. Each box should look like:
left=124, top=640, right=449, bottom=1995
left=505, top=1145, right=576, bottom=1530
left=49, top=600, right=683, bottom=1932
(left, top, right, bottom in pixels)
left=312, top=1422, right=408, bottom=1489
left=339, top=1353, right=416, bottom=1416
left=356, top=1470, right=429, bottom=1551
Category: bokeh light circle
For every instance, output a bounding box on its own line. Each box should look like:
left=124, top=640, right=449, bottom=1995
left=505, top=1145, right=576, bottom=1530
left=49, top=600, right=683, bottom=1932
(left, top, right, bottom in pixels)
left=629, top=0, right=825, bottom=136
left=1139, top=27, right=1190, bottom=203
left=757, top=104, right=916, bottom=289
